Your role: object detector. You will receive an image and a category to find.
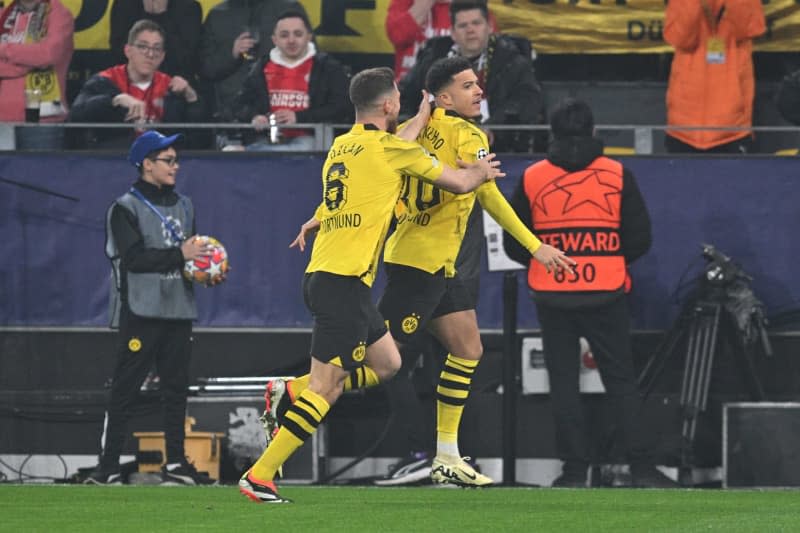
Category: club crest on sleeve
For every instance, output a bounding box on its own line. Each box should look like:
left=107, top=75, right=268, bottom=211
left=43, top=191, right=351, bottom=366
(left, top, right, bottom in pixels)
left=352, top=343, right=366, bottom=362
left=401, top=313, right=421, bottom=334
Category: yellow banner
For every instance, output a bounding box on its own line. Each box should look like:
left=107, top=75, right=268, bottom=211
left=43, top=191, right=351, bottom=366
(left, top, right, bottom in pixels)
left=59, top=0, right=800, bottom=55
left=62, top=0, right=394, bottom=53
left=488, top=0, right=800, bottom=54
left=62, top=0, right=231, bottom=50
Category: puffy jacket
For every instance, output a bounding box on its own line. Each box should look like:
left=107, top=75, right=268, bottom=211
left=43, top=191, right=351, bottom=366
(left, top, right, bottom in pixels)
left=399, top=33, right=543, bottom=153
left=664, top=0, right=765, bottom=149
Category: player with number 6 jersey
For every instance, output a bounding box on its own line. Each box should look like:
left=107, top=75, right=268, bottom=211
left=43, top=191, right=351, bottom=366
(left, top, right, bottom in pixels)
left=240, top=66, right=504, bottom=504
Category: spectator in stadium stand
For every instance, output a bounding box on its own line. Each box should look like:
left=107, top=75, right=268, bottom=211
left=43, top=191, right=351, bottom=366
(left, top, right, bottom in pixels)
left=399, top=1, right=543, bottom=153
left=69, top=19, right=205, bottom=149
left=109, top=0, right=203, bottom=81
left=198, top=0, right=306, bottom=123
left=229, top=9, right=351, bottom=151
left=776, top=68, right=800, bottom=128
left=0, top=0, right=74, bottom=149
left=664, top=0, right=765, bottom=153
left=385, top=0, right=497, bottom=82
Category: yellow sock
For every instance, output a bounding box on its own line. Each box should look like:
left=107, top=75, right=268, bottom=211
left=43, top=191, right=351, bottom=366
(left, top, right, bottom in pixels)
left=436, top=354, right=478, bottom=457
left=288, top=366, right=380, bottom=397
left=344, top=365, right=380, bottom=390
left=251, top=389, right=330, bottom=480
left=287, top=374, right=309, bottom=400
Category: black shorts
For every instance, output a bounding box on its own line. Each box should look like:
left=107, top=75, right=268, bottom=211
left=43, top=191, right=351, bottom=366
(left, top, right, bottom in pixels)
left=303, top=272, right=387, bottom=370
left=378, top=263, right=476, bottom=346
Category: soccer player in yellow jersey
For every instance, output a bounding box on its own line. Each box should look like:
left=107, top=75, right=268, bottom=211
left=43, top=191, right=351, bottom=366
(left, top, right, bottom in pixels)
left=239, top=66, right=504, bottom=503
left=377, top=56, right=575, bottom=486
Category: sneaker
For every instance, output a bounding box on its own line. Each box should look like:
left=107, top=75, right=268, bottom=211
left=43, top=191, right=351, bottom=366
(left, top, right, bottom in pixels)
left=631, top=464, right=679, bottom=488
left=139, top=371, right=160, bottom=392
left=259, top=378, right=292, bottom=442
left=374, top=452, right=433, bottom=486
left=596, top=464, right=632, bottom=488
left=83, top=464, right=122, bottom=485
left=552, top=471, right=588, bottom=488
left=239, top=470, right=291, bottom=503
left=431, top=455, right=493, bottom=487
left=161, top=462, right=216, bottom=485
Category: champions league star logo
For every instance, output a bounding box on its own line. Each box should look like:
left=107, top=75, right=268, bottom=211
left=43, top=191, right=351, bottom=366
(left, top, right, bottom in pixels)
left=324, top=162, right=349, bottom=211
left=162, top=216, right=184, bottom=246
left=533, top=169, right=621, bottom=218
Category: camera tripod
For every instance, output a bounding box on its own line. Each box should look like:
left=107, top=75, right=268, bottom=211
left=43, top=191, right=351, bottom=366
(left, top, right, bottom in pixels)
left=638, top=286, right=768, bottom=486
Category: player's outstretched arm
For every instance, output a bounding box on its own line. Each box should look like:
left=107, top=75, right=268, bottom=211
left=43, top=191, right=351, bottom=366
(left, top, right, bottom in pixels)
left=432, top=153, right=505, bottom=194
left=396, top=90, right=432, bottom=142
left=289, top=216, right=321, bottom=252
left=532, top=243, right=576, bottom=274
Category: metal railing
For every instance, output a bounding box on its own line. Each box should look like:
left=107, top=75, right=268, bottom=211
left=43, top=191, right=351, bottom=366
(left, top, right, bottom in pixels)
left=1, top=122, right=799, bottom=155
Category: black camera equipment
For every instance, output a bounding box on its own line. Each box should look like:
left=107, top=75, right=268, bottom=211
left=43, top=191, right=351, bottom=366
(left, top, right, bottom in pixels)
left=638, top=244, right=772, bottom=485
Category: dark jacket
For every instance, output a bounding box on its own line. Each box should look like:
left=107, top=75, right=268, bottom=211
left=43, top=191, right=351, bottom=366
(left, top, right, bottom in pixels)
left=198, top=0, right=306, bottom=120
left=109, top=0, right=203, bottom=80
left=68, top=71, right=206, bottom=149
left=400, top=33, right=543, bottom=152
left=232, top=50, right=352, bottom=140
left=503, top=136, right=652, bottom=307
left=776, top=69, right=800, bottom=126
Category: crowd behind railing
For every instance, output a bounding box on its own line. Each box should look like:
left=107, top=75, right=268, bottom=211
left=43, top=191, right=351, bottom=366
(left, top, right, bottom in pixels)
left=4, top=122, right=800, bottom=155
left=1, top=0, right=799, bottom=155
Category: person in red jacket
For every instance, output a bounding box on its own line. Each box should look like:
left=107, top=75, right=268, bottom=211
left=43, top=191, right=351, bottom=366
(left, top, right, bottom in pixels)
left=385, top=0, right=496, bottom=82
left=664, top=0, right=765, bottom=153
left=504, top=99, right=676, bottom=488
left=386, top=0, right=454, bottom=82
left=0, top=0, right=74, bottom=149
left=69, top=19, right=205, bottom=149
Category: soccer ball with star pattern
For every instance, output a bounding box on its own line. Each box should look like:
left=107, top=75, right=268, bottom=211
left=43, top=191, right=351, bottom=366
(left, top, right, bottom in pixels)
left=183, top=236, right=229, bottom=286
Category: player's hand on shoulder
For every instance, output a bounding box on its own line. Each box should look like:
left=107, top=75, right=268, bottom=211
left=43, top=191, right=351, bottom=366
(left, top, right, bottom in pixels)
left=414, top=90, right=432, bottom=122
left=533, top=244, right=576, bottom=274
left=457, top=152, right=505, bottom=182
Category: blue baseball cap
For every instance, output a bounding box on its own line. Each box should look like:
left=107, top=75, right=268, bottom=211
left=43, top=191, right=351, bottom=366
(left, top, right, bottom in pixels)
left=128, top=130, right=184, bottom=167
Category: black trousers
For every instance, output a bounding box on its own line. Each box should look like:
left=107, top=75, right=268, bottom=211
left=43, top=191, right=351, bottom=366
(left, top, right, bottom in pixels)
left=536, top=296, right=651, bottom=471
left=99, top=308, right=192, bottom=468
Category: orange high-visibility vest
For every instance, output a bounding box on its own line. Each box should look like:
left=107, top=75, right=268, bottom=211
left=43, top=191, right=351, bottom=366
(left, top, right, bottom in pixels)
left=523, top=156, right=627, bottom=292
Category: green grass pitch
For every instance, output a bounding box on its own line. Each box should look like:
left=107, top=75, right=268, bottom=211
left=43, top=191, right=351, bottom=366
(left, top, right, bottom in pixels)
left=2, top=485, right=799, bottom=532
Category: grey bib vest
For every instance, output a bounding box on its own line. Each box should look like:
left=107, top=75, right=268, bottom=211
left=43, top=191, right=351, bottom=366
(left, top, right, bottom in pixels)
left=105, top=191, right=197, bottom=326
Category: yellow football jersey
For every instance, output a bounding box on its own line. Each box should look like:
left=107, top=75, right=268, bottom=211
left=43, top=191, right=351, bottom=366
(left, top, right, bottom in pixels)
left=384, top=108, right=541, bottom=276
left=306, top=123, right=444, bottom=286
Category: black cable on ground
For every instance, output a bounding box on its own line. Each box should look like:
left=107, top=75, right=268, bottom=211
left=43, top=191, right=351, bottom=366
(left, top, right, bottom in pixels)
left=0, top=455, right=68, bottom=483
